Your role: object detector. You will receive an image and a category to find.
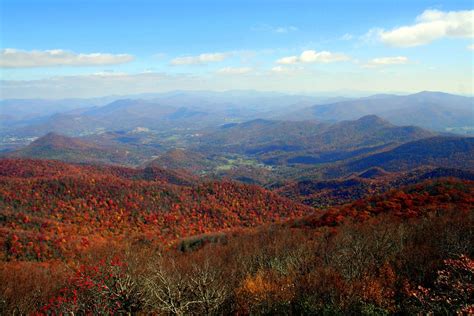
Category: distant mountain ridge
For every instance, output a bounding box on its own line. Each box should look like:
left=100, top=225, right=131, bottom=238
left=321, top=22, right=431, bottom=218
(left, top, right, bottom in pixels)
left=3, top=90, right=471, bottom=142
left=285, top=91, right=473, bottom=132
left=1, top=91, right=330, bottom=138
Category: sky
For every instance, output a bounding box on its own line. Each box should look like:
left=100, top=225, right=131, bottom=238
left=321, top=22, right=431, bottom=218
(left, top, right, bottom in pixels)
left=0, top=0, right=473, bottom=98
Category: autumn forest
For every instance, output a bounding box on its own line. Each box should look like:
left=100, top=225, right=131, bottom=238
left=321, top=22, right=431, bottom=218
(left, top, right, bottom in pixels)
left=0, top=157, right=472, bottom=314
left=1, top=0, right=474, bottom=314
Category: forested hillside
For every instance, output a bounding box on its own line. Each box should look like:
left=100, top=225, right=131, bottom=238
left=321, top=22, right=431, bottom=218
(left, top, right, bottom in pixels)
left=1, top=168, right=472, bottom=314
left=0, top=159, right=313, bottom=262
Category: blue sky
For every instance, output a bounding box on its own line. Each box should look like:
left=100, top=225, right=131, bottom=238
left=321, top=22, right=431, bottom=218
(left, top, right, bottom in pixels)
left=0, top=0, right=473, bottom=98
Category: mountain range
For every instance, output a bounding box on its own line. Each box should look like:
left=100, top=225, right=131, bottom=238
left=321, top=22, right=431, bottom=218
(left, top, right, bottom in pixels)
left=284, top=91, right=473, bottom=133
left=1, top=91, right=472, bottom=144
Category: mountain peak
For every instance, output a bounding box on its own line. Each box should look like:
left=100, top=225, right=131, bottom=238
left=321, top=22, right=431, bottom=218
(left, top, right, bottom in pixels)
left=30, top=132, right=91, bottom=150
left=414, top=90, right=448, bottom=96
left=34, top=132, right=71, bottom=143
left=356, top=115, right=389, bottom=125
left=410, top=90, right=461, bottom=99
left=240, top=118, right=275, bottom=127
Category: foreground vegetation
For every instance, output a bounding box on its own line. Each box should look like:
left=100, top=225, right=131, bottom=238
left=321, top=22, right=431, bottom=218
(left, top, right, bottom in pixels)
left=0, top=160, right=472, bottom=314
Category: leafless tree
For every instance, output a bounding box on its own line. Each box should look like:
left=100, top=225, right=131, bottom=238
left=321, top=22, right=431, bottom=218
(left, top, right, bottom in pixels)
left=143, top=255, right=227, bottom=315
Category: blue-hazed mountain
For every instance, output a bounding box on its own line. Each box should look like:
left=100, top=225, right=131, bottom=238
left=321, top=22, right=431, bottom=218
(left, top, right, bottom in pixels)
left=3, top=91, right=471, bottom=141
left=1, top=91, right=332, bottom=137
left=285, top=91, right=473, bottom=133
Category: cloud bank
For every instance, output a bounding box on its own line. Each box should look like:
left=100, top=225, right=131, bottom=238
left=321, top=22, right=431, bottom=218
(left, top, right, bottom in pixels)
left=364, top=56, right=409, bottom=68
left=0, top=49, right=134, bottom=68
left=216, top=67, right=252, bottom=75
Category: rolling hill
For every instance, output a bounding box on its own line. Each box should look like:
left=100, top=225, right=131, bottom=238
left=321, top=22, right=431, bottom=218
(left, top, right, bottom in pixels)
left=5, top=132, right=148, bottom=166
left=277, top=166, right=474, bottom=207
left=0, top=158, right=314, bottom=262
left=147, top=148, right=219, bottom=173
left=201, top=115, right=434, bottom=153
left=197, top=115, right=436, bottom=170
left=199, top=119, right=327, bottom=153
left=345, top=136, right=474, bottom=173
left=289, top=136, right=474, bottom=180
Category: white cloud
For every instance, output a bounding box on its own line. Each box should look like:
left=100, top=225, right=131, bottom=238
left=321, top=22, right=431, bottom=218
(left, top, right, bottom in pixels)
left=300, top=50, right=350, bottom=63
left=270, top=66, right=302, bottom=74
left=363, top=56, right=409, bottom=68
left=377, top=9, right=474, bottom=47
left=276, top=50, right=350, bottom=65
left=90, top=71, right=129, bottom=77
left=276, top=56, right=299, bottom=64
left=216, top=67, right=252, bottom=75
left=360, top=28, right=384, bottom=45
left=0, top=49, right=134, bottom=68
left=468, top=44, right=474, bottom=51
left=170, top=52, right=228, bottom=65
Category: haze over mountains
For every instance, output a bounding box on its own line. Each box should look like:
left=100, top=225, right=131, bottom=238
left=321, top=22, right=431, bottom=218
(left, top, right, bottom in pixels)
left=285, top=91, right=473, bottom=132
left=1, top=91, right=472, bottom=142
left=0, top=91, right=324, bottom=137
left=1, top=90, right=472, bottom=185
